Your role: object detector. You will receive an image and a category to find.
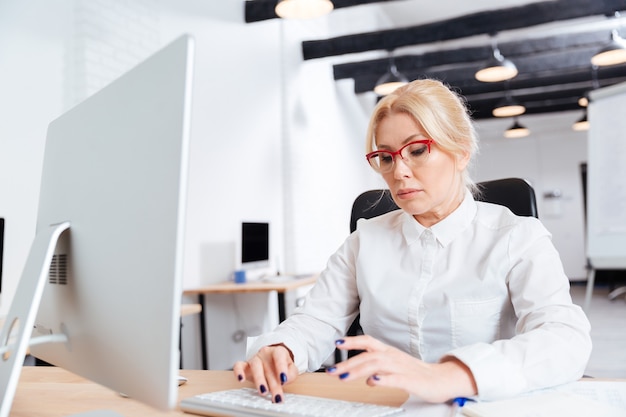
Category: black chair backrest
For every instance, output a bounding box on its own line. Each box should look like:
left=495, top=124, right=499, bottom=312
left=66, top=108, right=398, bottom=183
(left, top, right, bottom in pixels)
left=350, top=177, right=538, bottom=233
left=349, top=189, right=399, bottom=233
left=476, top=178, right=538, bottom=218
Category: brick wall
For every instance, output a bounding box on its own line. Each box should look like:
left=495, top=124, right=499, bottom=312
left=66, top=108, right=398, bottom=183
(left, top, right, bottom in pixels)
left=65, top=0, right=160, bottom=108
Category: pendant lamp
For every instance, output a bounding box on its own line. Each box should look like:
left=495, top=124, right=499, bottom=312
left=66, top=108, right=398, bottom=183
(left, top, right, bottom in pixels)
left=504, top=118, right=530, bottom=138
left=475, top=38, right=518, bottom=83
left=374, top=53, right=409, bottom=96
left=591, top=29, right=626, bottom=66
left=275, top=0, right=334, bottom=19
left=492, top=95, right=525, bottom=117
left=591, top=12, right=626, bottom=67
left=572, top=111, right=590, bottom=131
left=578, top=65, right=599, bottom=108
left=492, top=82, right=525, bottom=117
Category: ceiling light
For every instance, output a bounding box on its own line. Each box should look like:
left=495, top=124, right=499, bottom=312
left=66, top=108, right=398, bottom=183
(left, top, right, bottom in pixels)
left=572, top=111, right=590, bottom=131
left=591, top=29, right=626, bottom=66
left=591, top=12, right=626, bottom=66
left=475, top=38, right=518, bottom=82
left=492, top=95, right=526, bottom=117
left=275, top=0, right=334, bottom=19
left=504, top=118, right=530, bottom=138
left=374, top=54, right=409, bottom=96
left=578, top=65, right=599, bottom=108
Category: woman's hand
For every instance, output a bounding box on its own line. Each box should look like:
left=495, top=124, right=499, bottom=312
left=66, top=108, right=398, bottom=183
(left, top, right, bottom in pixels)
left=232, top=343, right=299, bottom=403
left=329, top=335, right=477, bottom=403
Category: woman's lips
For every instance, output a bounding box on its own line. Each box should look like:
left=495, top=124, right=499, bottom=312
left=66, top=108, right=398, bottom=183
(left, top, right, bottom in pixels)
left=397, top=188, right=420, bottom=199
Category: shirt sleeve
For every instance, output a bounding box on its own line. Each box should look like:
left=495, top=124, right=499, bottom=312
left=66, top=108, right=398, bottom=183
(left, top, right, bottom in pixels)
left=247, top=234, right=361, bottom=373
left=444, top=218, right=592, bottom=400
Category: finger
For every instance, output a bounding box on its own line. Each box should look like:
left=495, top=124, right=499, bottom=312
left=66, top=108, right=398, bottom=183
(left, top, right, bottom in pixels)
left=271, top=346, right=294, bottom=386
left=367, top=374, right=381, bottom=386
left=233, top=361, right=249, bottom=382
left=334, top=335, right=387, bottom=353
left=262, top=358, right=285, bottom=403
left=248, top=355, right=270, bottom=396
left=365, top=372, right=410, bottom=392
left=330, top=351, right=386, bottom=382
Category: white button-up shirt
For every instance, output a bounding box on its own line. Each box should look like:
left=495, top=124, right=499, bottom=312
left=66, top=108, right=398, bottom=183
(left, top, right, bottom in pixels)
left=249, top=191, right=592, bottom=400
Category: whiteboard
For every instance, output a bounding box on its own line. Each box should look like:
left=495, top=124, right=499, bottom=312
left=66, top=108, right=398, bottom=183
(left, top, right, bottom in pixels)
left=587, top=81, right=626, bottom=269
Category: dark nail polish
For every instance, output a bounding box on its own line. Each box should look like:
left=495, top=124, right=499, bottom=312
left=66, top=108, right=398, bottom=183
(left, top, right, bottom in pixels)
left=237, top=374, right=243, bottom=381
left=260, top=384, right=267, bottom=394
left=335, top=339, right=345, bottom=345
left=280, top=372, right=287, bottom=384
left=275, top=394, right=282, bottom=403
left=339, top=372, right=350, bottom=380
left=326, top=366, right=337, bottom=373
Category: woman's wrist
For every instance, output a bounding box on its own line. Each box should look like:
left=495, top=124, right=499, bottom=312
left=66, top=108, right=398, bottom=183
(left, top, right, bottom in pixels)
left=438, top=357, right=478, bottom=400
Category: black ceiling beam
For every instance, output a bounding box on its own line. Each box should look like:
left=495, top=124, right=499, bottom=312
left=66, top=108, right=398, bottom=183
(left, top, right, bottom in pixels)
left=405, top=47, right=602, bottom=89
left=346, top=44, right=611, bottom=95
left=333, top=30, right=610, bottom=86
left=348, top=63, right=626, bottom=99
left=244, top=0, right=403, bottom=23
left=302, top=0, right=626, bottom=60
left=460, top=67, right=626, bottom=119
left=466, top=97, right=581, bottom=119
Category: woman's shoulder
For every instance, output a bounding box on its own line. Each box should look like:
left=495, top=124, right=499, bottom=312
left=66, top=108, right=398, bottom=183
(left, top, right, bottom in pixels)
left=474, top=200, right=547, bottom=235
left=353, top=208, right=405, bottom=233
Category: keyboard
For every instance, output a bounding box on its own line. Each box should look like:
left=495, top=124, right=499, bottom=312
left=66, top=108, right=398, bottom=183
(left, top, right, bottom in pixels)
left=180, top=387, right=405, bottom=417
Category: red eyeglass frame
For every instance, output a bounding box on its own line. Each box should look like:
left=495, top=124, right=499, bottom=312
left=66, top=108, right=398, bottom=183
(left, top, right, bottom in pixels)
left=365, top=139, right=434, bottom=165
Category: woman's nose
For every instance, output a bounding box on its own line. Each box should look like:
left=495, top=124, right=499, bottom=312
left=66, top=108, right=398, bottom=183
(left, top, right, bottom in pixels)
left=392, top=156, right=412, bottom=178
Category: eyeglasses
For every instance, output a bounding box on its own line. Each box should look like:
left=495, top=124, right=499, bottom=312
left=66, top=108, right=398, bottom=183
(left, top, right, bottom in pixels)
left=366, top=139, right=433, bottom=174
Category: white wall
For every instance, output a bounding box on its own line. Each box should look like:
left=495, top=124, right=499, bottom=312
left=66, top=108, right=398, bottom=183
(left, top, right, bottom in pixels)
left=160, top=1, right=286, bottom=369
left=0, top=1, right=590, bottom=371
left=474, top=112, right=589, bottom=281
left=0, top=0, right=72, bottom=314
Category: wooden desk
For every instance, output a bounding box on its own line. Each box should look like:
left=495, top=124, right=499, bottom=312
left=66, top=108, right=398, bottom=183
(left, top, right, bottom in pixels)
left=11, top=366, right=407, bottom=417
left=11, top=367, right=626, bottom=417
left=180, top=304, right=202, bottom=317
left=183, top=275, right=317, bottom=370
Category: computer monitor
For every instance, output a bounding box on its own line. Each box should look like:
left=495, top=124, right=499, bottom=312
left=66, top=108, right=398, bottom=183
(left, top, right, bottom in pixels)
left=0, top=34, right=194, bottom=417
left=240, top=222, right=271, bottom=279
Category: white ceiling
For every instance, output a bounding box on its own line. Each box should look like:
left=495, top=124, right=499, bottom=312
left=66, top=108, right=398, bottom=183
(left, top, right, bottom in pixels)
left=377, top=0, right=548, bottom=28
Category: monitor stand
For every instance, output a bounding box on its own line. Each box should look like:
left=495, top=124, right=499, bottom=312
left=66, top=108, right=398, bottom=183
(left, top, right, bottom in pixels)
left=0, top=222, right=180, bottom=417
left=0, top=222, right=70, bottom=417
left=0, top=223, right=130, bottom=417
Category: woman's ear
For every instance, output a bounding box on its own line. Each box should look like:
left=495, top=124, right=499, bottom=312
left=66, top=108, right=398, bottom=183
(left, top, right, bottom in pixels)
left=456, top=149, right=471, bottom=172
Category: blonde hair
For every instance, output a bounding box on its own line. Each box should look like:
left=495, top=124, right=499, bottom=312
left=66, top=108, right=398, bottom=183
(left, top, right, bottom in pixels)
left=365, top=79, right=479, bottom=195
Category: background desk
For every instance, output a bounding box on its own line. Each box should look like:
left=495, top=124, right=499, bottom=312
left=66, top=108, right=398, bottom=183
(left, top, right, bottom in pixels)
left=11, top=367, right=406, bottom=417
left=183, top=275, right=317, bottom=370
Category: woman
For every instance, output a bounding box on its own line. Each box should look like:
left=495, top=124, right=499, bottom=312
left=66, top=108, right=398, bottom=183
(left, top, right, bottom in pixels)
left=233, top=79, right=591, bottom=404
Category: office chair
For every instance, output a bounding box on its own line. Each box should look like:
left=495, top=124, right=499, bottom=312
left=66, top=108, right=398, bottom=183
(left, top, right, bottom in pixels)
left=350, top=178, right=538, bottom=231
left=338, top=178, right=539, bottom=361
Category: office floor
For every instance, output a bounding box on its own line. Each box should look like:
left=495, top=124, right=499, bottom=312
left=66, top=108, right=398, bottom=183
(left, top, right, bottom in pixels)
left=570, top=283, right=626, bottom=378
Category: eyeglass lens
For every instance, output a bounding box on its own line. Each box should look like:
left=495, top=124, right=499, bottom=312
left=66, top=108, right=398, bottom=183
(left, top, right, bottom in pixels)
left=367, top=141, right=431, bottom=173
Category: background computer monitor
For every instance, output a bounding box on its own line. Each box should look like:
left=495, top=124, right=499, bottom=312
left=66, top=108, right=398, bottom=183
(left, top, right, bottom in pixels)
left=20, top=34, right=194, bottom=413
left=240, top=222, right=271, bottom=279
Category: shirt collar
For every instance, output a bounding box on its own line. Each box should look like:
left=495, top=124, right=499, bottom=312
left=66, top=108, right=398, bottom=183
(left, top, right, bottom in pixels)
left=401, top=190, right=477, bottom=247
